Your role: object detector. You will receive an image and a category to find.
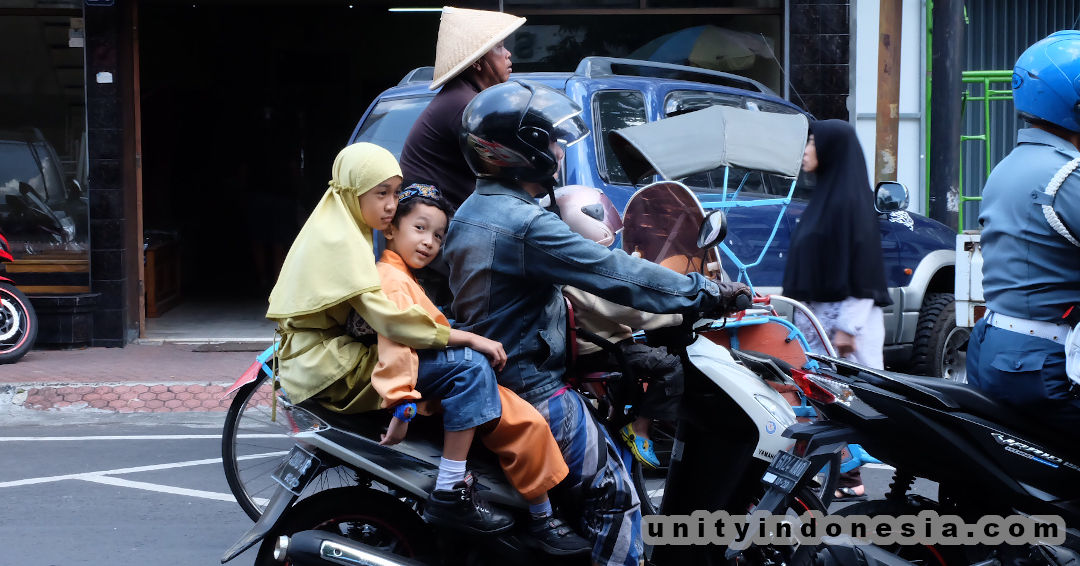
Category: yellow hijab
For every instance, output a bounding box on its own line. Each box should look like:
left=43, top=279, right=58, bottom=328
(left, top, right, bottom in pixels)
left=267, top=143, right=401, bottom=319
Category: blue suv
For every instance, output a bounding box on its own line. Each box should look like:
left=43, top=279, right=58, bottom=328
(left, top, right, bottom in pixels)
left=348, top=57, right=962, bottom=379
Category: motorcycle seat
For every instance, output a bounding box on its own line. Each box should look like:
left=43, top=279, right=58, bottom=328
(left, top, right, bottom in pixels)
left=877, top=373, right=1074, bottom=455
left=294, top=399, right=528, bottom=509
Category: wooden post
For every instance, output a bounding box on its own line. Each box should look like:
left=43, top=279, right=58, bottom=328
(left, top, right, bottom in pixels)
left=874, top=0, right=903, bottom=184
left=928, top=0, right=963, bottom=231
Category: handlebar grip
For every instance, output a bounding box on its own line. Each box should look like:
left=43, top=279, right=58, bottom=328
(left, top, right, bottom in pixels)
left=732, top=293, right=753, bottom=312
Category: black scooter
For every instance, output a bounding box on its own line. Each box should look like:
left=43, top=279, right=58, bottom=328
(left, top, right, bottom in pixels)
left=755, top=353, right=1080, bottom=566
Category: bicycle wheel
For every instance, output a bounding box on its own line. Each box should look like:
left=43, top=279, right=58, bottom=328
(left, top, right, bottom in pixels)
left=222, top=371, right=362, bottom=521
left=222, top=370, right=298, bottom=520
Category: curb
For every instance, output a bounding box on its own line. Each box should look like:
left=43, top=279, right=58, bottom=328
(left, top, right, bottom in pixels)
left=1, top=382, right=234, bottom=413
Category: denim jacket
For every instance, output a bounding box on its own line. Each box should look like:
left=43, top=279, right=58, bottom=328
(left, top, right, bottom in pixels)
left=444, top=179, right=722, bottom=404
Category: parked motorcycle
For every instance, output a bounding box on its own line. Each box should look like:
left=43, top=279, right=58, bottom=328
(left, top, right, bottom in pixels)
left=0, top=231, right=37, bottom=363
left=754, top=352, right=1080, bottom=565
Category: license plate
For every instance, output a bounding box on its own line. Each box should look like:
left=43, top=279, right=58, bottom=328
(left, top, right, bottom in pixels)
left=272, top=445, right=320, bottom=495
left=760, top=450, right=811, bottom=495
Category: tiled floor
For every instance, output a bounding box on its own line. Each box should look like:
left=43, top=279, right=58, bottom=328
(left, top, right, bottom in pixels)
left=142, top=298, right=276, bottom=343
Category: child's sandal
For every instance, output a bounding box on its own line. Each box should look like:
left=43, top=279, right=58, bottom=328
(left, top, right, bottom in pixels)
left=619, top=424, right=661, bottom=469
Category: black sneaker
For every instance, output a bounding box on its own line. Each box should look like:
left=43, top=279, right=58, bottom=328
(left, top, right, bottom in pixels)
left=527, top=514, right=592, bottom=556
left=422, top=472, right=514, bottom=535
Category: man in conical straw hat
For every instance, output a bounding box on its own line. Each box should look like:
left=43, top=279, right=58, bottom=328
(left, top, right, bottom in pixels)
left=400, top=6, right=525, bottom=208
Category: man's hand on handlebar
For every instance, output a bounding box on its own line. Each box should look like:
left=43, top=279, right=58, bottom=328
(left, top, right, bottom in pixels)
left=715, top=281, right=753, bottom=315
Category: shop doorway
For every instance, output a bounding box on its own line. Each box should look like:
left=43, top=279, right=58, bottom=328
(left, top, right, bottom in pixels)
left=136, top=0, right=441, bottom=342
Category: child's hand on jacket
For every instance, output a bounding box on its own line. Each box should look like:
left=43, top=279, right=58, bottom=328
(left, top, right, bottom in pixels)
left=470, top=334, right=508, bottom=372
left=380, top=417, right=409, bottom=446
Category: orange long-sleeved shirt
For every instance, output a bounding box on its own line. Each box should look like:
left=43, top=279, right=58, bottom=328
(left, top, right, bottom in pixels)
left=373, top=249, right=568, bottom=500
left=371, top=249, right=449, bottom=408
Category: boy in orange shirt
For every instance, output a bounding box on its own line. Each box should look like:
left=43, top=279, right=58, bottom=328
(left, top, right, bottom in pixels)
left=372, top=183, right=589, bottom=555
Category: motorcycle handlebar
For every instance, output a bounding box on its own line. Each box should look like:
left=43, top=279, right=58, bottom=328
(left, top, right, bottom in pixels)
left=732, top=293, right=753, bottom=312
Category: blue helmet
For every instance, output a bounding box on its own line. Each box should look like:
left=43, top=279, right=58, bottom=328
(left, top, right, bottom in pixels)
left=1013, top=30, right=1080, bottom=133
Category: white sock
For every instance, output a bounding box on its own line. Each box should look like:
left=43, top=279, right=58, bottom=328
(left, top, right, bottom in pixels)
left=435, top=457, right=467, bottom=491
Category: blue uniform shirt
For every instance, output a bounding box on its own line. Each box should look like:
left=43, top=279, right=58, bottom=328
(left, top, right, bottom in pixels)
left=979, top=128, right=1080, bottom=322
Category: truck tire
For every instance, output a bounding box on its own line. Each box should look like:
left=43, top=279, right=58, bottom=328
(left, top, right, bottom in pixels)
left=910, top=292, right=970, bottom=382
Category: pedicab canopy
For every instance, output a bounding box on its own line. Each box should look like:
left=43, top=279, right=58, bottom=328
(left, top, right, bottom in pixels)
left=608, top=105, right=810, bottom=184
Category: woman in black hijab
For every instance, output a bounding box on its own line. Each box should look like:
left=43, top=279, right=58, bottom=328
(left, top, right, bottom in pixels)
left=783, top=119, right=892, bottom=365
left=783, top=120, right=892, bottom=500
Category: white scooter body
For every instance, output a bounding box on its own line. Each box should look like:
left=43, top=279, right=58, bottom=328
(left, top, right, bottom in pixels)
left=685, top=334, right=798, bottom=462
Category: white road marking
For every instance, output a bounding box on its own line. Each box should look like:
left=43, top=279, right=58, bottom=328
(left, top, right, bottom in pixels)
left=80, top=475, right=241, bottom=502
left=0, top=434, right=287, bottom=441
left=0, top=451, right=288, bottom=489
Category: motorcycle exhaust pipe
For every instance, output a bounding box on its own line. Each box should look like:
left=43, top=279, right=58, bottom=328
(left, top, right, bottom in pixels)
left=277, top=530, right=428, bottom=566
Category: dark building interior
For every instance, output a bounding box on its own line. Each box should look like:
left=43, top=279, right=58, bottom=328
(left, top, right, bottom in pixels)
left=137, top=0, right=786, bottom=305
left=138, top=2, right=446, bottom=300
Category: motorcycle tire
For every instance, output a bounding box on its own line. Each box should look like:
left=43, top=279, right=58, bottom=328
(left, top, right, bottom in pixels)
left=222, top=371, right=360, bottom=521
left=737, top=485, right=829, bottom=566
left=832, top=498, right=953, bottom=566
left=0, top=282, right=37, bottom=364
left=255, top=486, right=433, bottom=566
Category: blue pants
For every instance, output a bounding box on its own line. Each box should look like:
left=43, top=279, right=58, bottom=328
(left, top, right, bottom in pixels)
left=967, top=319, right=1079, bottom=440
left=416, top=347, right=501, bottom=431
left=535, top=389, right=642, bottom=566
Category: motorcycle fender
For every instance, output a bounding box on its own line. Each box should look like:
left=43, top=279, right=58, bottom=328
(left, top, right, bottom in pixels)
left=221, top=483, right=300, bottom=563
left=0, top=275, right=12, bottom=284
left=687, top=336, right=797, bottom=462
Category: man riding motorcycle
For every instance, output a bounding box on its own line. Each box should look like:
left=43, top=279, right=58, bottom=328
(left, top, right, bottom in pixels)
left=443, top=79, right=752, bottom=566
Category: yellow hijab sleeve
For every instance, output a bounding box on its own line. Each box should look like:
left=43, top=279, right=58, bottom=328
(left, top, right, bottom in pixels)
left=266, top=143, right=401, bottom=319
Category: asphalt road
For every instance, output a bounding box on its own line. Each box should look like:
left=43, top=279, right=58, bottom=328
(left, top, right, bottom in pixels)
left=0, top=411, right=260, bottom=566
left=0, top=406, right=937, bottom=566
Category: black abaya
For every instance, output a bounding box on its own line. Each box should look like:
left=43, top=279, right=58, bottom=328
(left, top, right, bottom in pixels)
left=782, top=120, right=892, bottom=307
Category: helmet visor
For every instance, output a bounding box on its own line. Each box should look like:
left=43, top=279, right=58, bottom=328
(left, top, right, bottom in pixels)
left=552, top=113, right=590, bottom=148
left=520, top=81, right=591, bottom=148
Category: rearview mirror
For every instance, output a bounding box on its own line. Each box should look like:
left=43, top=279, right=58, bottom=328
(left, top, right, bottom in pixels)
left=697, top=209, right=727, bottom=249
left=874, top=181, right=909, bottom=213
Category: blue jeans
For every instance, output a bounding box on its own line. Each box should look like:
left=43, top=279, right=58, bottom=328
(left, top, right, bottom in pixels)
left=967, top=319, right=1079, bottom=440
left=415, top=347, right=501, bottom=431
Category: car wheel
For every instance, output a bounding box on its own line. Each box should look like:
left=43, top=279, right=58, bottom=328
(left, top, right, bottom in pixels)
left=910, top=292, right=970, bottom=382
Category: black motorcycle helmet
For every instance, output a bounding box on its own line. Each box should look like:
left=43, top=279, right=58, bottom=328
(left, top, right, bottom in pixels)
left=460, top=80, right=590, bottom=186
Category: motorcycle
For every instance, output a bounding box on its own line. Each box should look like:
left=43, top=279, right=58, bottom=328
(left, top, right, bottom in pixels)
left=219, top=186, right=834, bottom=565
left=219, top=106, right=861, bottom=565
left=754, top=351, right=1080, bottom=565
left=0, top=230, right=38, bottom=363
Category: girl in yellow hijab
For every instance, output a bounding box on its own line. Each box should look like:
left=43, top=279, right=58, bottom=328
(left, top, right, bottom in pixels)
left=267, top=142, right=450, bottom=412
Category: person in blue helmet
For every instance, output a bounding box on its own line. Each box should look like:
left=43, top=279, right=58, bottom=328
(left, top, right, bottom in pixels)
left=966, top=30, right=1080, bottom=440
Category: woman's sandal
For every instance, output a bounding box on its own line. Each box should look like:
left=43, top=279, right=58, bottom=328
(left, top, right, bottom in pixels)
left=834, top=486, right=867, bottom=501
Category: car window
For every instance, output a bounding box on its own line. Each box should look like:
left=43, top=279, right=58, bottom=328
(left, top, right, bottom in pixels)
left=0, top=141, right=45, bottom=197
left=663, top=90, right=811, bottom=200
left=352, top=95, right=434, bottom=158
left=665, top=90, right=802, bottom=117
left=592, top=90, right=646, bottom=185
